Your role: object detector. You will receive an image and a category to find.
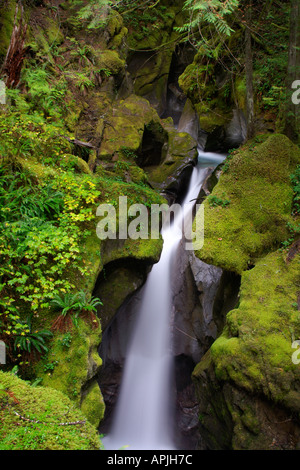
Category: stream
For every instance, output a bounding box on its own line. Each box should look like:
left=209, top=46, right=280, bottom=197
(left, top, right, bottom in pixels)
left=102, top=149, right=225, bottom=450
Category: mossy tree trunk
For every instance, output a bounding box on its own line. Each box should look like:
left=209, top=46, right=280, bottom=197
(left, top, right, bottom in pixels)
left=284, top=0, right=300, bottom=143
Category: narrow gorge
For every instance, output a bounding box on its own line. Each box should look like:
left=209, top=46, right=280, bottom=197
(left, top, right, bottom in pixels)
left=0, top=0, right=299, bottom=453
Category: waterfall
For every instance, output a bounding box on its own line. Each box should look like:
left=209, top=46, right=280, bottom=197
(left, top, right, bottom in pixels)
left=102, top=151, right=225, bottom=451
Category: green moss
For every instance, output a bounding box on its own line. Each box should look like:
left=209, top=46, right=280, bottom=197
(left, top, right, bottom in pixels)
left=106, top=10, right=124, bottom=37
left=98, top=94, right=161, bottom=159
left=95, top=49, right=125, bottom=75
left=27, top=18, right=64, bottom=64
left=81, top=380, right=105, bottom=427
left=193, top=247, right=300, bottom=448
left=195, top=104, right=232, bottom=134
left=96, top=264, right=145, bottom=329
left=211, top=249, right=300, bottom=407
left=194, top=134, right=300, bottom=274
left=36, top=318, right=102, bottom=416
left=0, top=370, right=102, bottom=450
left=111, top=26, right=128, bottom=49
left=101, top=237, right=163, bottom=267
left=0, top=0, right=17, bottom=64
left=234, top=76, right=247, bottom=112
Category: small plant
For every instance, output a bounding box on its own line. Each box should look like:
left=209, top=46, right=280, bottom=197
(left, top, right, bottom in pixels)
left=60, top=332, right=73, bottom=349
left=208, top=194, right=231, bottom=208
left=50, top=291, right=102, bottom=332
left=44, top=360, right=59, bottom=373
left=50, top=292, right=80, bottom=332
left=222, top=149, right=235, bottom=173
left=76, top=291, right=103, bottom=312
left=75, top=0, right=112, bottom=30
left=120, top=146, right=138, bottom=160
left=50, top=292, right=80, bottom=316
left=14, top=313, right=53, bottom=358
left=65, top=71, right=95, bottom=95
left=70, top=44, right=95, bottom=66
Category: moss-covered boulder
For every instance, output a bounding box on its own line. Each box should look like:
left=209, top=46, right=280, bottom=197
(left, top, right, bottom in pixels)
left=81, top=380, right=105, bottom=428
left=94, top=49, right=126, bottom=76
left=36, top=317, right=104, bottom=428
left=0, top=370, right=102, bottom=450
left=97, top=94, right=162, bottom=159
left=193, top=249, right=300, bottom=449
left=194, top=134, right=300, bottom=274
left=212, top=250, right=300, bottom=404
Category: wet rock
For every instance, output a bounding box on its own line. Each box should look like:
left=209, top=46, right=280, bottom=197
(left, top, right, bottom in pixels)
left=204, top=109, right=247, bottom=152
left=177, top=98, right=200, bottom=143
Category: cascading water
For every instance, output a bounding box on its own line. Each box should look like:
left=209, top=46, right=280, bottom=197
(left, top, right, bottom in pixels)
left=102, top=150, right=225, bottom=451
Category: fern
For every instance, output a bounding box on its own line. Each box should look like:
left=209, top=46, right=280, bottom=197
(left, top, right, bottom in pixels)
left=176, top=0, right=239, bottom=37
left=75, top=0, right=112, bottom=30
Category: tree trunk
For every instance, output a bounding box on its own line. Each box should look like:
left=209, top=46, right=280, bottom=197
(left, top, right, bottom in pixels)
left=245, top=2, right=255, bottom=140
left=284, top=0, right=300, bottom=143
left=1, top=1, right=28, bottom=89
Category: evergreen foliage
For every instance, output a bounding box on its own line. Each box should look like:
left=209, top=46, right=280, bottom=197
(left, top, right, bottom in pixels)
left=176, top=0, right=240, bottom=37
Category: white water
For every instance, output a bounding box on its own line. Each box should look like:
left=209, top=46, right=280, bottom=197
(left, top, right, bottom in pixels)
left=103, top=151, right=225, bottom=451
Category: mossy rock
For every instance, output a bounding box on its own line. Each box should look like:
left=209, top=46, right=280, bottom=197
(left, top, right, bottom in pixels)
left=178, top=57, right=233, bottom=135
left=36, top=317, right=103, bottom=422
left=0, top=370, right=102, bottom=450
left=194, top=134, right=300, bottom=274
left=94, top=49, right=126, bottom=76
left=106, top=10, right=124, bottom=38
left=58, top=154, right=92, bottom=174
left=81, top=380, right=105, bottom=428
left=101, top=237, right=163, bottom=268
left=95, top=264, right=146, bottom=330
left=105, top=10, right=128, bottom=49
left=211, top=250, right=300, bottom=408
left=130, top=47, right=174, bottom=107
left=126, top=8, right=176, bottom=51
left=195, top=103, right=233, bottom=134
left=98, top=94, right=162, bottom=159
left=145, top=133, right=197, bottom=188
left=193, top=249, right=300, bottom=449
